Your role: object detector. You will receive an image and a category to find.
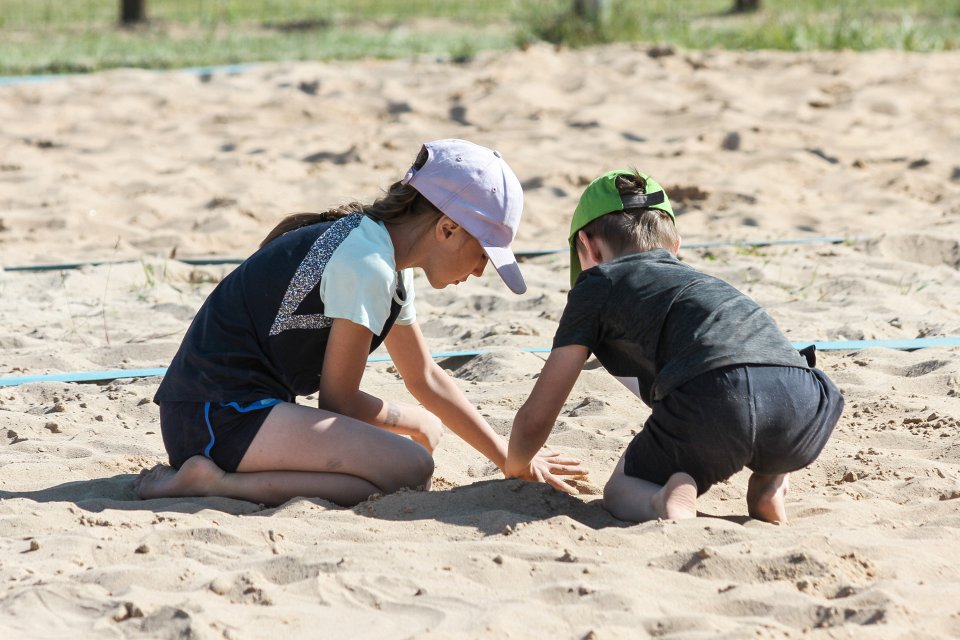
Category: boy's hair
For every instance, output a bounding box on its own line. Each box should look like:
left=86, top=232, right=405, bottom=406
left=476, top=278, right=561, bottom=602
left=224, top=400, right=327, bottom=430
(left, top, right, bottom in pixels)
left=569, top=170, right=678, bottom=285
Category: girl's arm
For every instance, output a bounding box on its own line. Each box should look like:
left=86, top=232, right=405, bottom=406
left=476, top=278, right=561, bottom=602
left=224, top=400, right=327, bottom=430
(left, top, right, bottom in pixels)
left=383, top=322, right=506, bottom=465
left=317, top=318, right=443, bottom=452
left=385, top=323, right=584, bottom=492
left=505, top=345, right=589, bottom=478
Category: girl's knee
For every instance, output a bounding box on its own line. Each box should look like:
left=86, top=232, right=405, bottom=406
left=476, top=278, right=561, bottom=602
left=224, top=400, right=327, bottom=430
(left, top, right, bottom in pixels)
left=384, top=443, right=434, bottom=493
left=409, top=446, right=435, bottom=486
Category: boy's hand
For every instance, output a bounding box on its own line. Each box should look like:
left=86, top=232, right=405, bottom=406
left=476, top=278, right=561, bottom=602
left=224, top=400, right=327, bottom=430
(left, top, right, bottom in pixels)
left=505, top=451, right=586, bottom=495
left=532, top=451, right=587, bottom=495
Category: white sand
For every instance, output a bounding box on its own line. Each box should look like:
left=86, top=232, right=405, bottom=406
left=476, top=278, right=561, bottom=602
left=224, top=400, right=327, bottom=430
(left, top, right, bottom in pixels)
left=1, top=44, right=959, bottom=638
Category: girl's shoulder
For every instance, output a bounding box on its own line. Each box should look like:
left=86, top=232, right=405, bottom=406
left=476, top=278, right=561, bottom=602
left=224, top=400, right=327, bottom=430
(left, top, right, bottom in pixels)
left=333, top=215, right=398, bottom=274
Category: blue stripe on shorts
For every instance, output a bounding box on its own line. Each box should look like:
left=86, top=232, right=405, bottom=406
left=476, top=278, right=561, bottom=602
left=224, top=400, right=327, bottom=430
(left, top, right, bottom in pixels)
left=203, top=398, right=282, bottom=459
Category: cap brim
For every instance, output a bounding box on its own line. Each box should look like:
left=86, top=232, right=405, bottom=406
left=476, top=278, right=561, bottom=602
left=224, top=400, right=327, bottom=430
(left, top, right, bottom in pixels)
left=483, top=245, right=526, bottom=294
left=569, top=244, right=582, bottom=288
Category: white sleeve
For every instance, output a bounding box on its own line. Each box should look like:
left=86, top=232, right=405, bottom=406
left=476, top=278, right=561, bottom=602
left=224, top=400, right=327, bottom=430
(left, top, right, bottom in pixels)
left=319, top=245, right=395, bottom=334
left=395, top=268, right=417, bottom=326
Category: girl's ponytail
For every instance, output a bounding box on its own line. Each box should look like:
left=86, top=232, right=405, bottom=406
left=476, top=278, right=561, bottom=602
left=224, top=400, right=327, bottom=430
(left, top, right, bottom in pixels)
left=259, top=207, right=358, bottom=248
left=260, top=146, right=438, bottom=248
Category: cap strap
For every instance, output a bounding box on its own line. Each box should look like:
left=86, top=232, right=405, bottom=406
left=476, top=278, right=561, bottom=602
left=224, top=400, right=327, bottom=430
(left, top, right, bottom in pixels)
left=620, top=191, right=665, bottom=210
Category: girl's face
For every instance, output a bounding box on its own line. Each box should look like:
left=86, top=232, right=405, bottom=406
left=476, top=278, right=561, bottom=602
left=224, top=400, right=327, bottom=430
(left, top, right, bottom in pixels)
left=423, top=219, right=489, bottom=289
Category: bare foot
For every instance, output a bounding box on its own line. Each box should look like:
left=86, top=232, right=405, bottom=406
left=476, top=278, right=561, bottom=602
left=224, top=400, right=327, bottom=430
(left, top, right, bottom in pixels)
left=747, top=472, right=789, bottom=524
left=134, top=456, right=225, bottom=500
left=652, top=472, right=698, bottom=520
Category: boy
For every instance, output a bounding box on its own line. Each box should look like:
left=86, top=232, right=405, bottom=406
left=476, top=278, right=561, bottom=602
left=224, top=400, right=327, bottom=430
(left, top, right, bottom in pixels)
left=505, top=170, right=844, bottom=523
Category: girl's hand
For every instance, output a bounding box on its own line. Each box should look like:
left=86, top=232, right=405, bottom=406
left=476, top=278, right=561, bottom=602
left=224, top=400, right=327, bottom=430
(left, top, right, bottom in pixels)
left=370, top=401, right=444, bottom=454
left=408, top=414, right=444, bottom=453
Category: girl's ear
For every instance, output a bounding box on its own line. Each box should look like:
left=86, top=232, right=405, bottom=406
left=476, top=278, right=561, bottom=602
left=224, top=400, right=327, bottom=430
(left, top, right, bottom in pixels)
left=435, top=215, right=460, bottom=241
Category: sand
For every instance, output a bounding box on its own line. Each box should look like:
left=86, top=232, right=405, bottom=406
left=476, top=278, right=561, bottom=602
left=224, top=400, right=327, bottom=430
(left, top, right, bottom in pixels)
left=1, top=44, right=959, bottom=638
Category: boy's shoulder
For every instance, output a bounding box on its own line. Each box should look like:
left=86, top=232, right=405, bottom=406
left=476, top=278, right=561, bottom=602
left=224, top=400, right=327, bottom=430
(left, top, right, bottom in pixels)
left=565, top=249, right=689, bottom=314
left=569, top=248, right=747, bottom=316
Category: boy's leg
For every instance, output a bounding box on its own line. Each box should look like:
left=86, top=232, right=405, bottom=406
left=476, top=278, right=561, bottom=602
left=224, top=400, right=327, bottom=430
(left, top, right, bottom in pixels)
left=745, top=363, right=844, bottom=524
left=603, top=453, right=698, bottom=522
left=135, top=402, right=434, bottom=506
left=747, top=472, right=789, bottom=524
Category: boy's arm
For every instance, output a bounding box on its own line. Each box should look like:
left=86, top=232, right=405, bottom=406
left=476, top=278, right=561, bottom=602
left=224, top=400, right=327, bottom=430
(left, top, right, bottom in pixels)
left=505, top=344, right=590, bottom=478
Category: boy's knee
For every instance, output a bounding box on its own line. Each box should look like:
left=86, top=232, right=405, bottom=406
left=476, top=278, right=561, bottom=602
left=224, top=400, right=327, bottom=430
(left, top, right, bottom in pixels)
left=602, top=475, right=629, bottom=515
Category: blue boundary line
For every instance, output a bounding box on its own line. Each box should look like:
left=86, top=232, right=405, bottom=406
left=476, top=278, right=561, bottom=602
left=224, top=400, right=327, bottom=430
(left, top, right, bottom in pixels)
left=0, top=74, right=63, bottom=87
left=2, top=236, right=858, bottom=272
left=1, top=338, right=957, bottom=387
left=4, top=257, right=244, bottom=272
left=512, top=236, right=855, bottom=258
left=0, top=63, right=253, bottom=88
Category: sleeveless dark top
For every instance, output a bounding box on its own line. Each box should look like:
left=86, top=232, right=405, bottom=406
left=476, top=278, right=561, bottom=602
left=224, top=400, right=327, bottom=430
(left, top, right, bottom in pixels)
left=155, top=214, right=405, bottom=403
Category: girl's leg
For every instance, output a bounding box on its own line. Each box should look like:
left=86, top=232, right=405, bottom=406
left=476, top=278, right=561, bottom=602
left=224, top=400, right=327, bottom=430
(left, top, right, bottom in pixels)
left=602, top=453, right=698, bottom=522
left=134, top=457, right=386, bottom=507
left=135, top=402, right=434, bottom=506
left=747, top=472, right=789, bottom=524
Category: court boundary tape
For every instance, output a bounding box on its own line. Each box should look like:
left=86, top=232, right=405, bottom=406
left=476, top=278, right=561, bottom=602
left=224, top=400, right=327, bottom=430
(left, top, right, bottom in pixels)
left=2, top=236, right=859, bottom=273
left=1, top=337, right=957, bottom=387
left=0, top=64, right=253, bottom=88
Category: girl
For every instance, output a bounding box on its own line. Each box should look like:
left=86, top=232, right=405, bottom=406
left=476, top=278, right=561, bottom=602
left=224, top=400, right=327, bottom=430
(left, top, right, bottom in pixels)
left=135, top=139, right=582, bottom=506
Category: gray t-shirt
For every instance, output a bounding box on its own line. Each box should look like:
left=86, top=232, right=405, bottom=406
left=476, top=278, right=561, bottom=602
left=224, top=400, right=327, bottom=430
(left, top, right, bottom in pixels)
left=552, top=249, right=807, bottom=406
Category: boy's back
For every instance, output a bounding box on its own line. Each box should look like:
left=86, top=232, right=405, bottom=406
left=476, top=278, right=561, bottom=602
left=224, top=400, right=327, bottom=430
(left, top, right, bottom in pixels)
left=553, top=248, right=807, bottom=406
left=506, top=168, right=843, bottom=524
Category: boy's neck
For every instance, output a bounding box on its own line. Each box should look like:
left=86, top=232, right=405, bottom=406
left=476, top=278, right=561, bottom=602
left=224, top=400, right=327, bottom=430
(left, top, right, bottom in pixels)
left=602, top=246, right=675, bottom=265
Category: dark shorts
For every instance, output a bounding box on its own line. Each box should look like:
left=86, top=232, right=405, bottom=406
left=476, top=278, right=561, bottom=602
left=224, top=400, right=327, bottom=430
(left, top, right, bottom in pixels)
left=159, top=399, right=281, bottom=472
left=623, top=365, right=844, bottom=495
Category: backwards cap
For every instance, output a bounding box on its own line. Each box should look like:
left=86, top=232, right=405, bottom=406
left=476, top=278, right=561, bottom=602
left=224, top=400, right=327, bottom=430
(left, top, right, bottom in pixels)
left=402, top=139, right=526, bottom=294
left=568, top=169, right=675, bottom=287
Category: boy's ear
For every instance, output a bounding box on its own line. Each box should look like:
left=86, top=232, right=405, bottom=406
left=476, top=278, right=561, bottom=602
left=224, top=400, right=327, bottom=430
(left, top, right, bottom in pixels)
left=673, top=234, right=682, bottom=255
left=577, top=230, right=604, bottom=263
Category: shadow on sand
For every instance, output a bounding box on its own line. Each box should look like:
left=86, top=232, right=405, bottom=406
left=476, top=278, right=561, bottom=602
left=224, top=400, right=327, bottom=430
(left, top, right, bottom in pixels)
left=1, top=476, right=751, bottom=532
left=0, top=475, right=624, bottom=531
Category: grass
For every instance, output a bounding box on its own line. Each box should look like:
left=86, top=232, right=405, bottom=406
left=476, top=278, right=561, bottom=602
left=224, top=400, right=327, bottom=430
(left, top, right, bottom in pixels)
left=1, top=0, right=958, bottom=76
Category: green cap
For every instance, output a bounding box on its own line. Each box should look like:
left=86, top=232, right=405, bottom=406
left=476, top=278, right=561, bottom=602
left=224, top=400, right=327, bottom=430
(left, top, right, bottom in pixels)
left=568, top=169, right=675, bottom=287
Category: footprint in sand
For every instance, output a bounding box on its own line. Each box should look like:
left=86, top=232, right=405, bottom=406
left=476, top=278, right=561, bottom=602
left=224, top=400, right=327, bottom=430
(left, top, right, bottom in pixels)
left=865, top=234, right=960, bottom=269
left=649, top=546, right=878, bottom=600
left=447, top=352, right=543, bottom=383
